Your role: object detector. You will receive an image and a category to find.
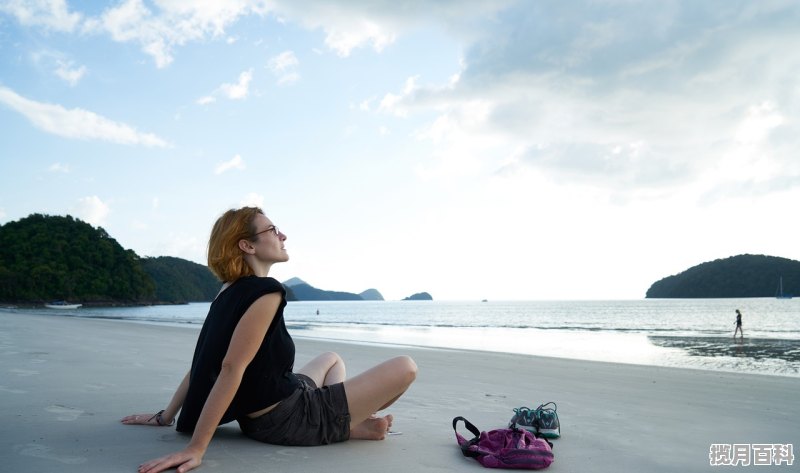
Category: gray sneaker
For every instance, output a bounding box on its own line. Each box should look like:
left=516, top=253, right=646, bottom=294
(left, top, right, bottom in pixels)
left=508, top=406, right=537, bottom=433
left=534, top=402, right=560, bottom=439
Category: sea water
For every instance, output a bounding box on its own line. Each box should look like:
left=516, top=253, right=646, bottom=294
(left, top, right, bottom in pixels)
left=5, top=298, right=799, bottom=377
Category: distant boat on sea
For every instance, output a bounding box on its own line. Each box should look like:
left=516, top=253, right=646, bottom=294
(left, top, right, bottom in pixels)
left=44, top=301, right=83, bottom=309
left=776, top=277, right=793, bottom=299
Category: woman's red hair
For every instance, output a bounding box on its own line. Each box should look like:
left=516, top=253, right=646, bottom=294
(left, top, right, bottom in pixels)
left=207, top=207, right=263, bottom=282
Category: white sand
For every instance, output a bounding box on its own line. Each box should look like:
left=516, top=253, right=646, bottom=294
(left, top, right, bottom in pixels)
left=1, top=311, right=797, bottom=472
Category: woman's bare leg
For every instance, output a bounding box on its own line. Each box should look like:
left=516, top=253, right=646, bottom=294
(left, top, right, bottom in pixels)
left=344, top=355, right=417, bottom=440
left=296, top=352, right=346, bottom=387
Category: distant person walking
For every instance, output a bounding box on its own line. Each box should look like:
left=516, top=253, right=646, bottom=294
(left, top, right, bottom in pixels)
left=733, top=309, right=743, bottom=340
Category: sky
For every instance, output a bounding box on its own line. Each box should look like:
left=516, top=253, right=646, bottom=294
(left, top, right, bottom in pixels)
left=1, top=0, right=799, bottom=301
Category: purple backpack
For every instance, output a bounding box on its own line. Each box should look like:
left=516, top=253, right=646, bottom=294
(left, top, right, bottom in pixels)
left=453, top=416, right=554, bottom=469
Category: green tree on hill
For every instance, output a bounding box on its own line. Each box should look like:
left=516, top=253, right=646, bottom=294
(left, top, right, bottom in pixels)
left=646, top=254, right=800, bottom=298
left=0, top=214, right=154, bottom=303
left=140, top=256, right=220, bottom=303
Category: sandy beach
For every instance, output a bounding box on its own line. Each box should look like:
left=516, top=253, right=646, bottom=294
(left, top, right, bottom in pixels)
left=1, top=311, right=797, bottom=472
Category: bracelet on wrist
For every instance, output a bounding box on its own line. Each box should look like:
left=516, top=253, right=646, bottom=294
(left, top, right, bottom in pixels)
left=147, top=410, right=175, bottom=426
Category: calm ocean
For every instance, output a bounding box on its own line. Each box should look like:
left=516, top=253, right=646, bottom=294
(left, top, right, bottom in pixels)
left=5, top=298, right=799, bottom=377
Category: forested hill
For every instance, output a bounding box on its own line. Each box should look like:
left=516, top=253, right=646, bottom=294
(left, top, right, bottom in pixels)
left=0, top=214, right=218, bottom=304
left=0, top=214, right=154, bottom=303
left=140, top=256, right=220, bottom=303
left=646, top=254, right=799, bottom=298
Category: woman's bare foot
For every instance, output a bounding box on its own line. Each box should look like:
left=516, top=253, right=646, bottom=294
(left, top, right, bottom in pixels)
left=368, top=413, right=393, bottom=430
left=350, top=414, right=394, bottom=440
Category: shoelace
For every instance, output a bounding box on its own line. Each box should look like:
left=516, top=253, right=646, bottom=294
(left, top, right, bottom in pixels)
left=513, top=407, right=536, bottom=425
left=534, top=402, right=557, bottom=423
left=536, top=402, right=557, bottom=414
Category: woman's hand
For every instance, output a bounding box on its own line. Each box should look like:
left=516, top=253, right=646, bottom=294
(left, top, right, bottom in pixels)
left=120, top=412, right=171, bottom=426
left=137, top=447, right=204, bottom=473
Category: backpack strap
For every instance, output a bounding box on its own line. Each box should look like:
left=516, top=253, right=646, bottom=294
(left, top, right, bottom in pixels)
left=452, top=416, right=481, bottom=438
left=452, top=417, right=483, bottom=458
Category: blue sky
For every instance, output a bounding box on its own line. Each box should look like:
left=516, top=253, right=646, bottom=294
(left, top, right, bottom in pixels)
left=1, top=1, right=799, bottom=301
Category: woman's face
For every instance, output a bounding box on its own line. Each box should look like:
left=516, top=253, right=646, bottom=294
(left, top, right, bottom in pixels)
left=250, top=213, right=289, bottom=264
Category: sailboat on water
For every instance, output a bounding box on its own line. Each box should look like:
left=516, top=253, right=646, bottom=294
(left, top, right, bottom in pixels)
left=776, top=277, right=793, bottom=299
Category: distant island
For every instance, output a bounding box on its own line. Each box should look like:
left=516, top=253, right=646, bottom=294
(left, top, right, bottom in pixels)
left=0, top=213, right=425, bottom=305
left=359, top=288, right=384, bottom=301
left=282, top=278, right=432, bottom=302
left=403, top=292, right=433, bottom=301
left=282, top=277, right=378, bottom=301
left=646, top=254, right=799, bottom=298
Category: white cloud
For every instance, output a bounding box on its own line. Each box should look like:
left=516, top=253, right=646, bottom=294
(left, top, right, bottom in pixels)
left=0, top=0, right=82, bottom=32
left=268, top=50, right=298, bottom=72
left=0, top=86, right=170, bottom=147
left=215, top=154, right=246, bottom=175
left=248, top=2, right=399, bottom=57
left=379, top=76, right=419, bottom=117
left=239, top=192, right=265, bottom=208
left=267, top=50, right=300, bottom=85
left=323, top=18, right=395, bottom=57
left=198, top=70, right=254, bottom=103
left=54, top=59, right=87, bottom=86
left=82, top=0, right=267, bottom=68
left=5, top=1, right=506, bottom=67
left=75, top=195, right=110, bottom=226
left=411, top=99, right=506, bottom=181
left=372, top=1, right=800, bottom=196
left=357, top=97, right=374, bottom=111
left=220, top=69, right=254, bottom=99
left=276, top=72, right=299, bottom=86
left=264, top=1, right=509, bottom=57
left=28, top=50, right=86, bottom=86
left=735, top=102, right=784, bottom=145
left=48, top=162, right=70, bottom=173
left=196, top=95, right=216, bottom=105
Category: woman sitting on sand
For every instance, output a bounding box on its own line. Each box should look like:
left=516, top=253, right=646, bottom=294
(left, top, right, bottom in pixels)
left=122, top=207, right=417, bottom=473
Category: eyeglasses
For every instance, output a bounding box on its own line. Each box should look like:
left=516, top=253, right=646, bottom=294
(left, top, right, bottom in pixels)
left=253, top=225, right=280, bottom=238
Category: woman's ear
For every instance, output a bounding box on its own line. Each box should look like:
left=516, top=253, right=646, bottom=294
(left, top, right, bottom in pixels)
left=238, top=238, right=255, bottom=254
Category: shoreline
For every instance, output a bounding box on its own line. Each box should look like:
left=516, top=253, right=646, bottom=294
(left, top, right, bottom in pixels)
left=4, top=305, right=799, bottom=379
left=288, top=328, right=800, bottom=379
left=2, top=311, right=798, bottom=472
left=1, top=301, right=194, bottom=309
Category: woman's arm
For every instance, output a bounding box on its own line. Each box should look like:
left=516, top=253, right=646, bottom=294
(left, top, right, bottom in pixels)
left=121, top=370, right=190, bottom=426
left=136, top=292, right=282, bottom=473
left=162, top=370, right=190, bottom=423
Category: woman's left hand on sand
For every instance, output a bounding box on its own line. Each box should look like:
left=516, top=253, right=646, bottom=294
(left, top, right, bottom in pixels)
left=121, top=413, right=162, bottom=426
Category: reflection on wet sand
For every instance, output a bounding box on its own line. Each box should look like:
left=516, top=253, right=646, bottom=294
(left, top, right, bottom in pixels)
left=649, top=336, right=800, bottom=363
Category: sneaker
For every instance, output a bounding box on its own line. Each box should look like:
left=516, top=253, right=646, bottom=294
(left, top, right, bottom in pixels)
left=534, top=402, right=560, bottom=439
left=508, top=406, right=537, bottom=433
